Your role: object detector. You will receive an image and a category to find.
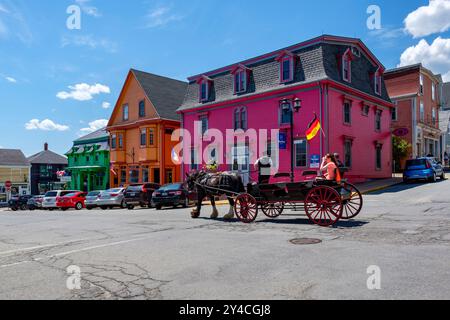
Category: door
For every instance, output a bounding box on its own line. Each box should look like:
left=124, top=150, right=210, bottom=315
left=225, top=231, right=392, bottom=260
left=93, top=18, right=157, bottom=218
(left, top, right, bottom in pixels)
left=153, top=168, right=161, bottom=184
left=232, top=145, right=250, bottom=185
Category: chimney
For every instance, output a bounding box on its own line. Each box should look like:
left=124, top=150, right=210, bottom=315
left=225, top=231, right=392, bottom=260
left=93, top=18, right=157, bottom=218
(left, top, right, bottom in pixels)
left=44, top=143, right=48, bottom=151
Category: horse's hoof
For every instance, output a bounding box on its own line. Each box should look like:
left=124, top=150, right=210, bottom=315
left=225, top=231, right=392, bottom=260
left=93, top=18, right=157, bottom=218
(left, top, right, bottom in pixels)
left=210, top=209, right=219, bottom=219
left=223, top=213, right=235, bottom=220
left=191, top=210, right=200, bottom=219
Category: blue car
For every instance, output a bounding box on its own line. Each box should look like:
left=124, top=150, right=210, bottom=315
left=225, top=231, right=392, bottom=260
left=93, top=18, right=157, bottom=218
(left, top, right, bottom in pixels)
left=403, top=158, right=445, bottom=183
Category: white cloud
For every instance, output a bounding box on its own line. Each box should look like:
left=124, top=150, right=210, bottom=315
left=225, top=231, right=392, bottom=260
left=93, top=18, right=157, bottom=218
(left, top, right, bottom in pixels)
left=0, top=1, right=33, bottom=44
left=57, top=83, right=110, bottom=101
left=102, top=101, right=111, bottom=109
left=75, top=0, right=101, bottom=17
left=5, top=76, right=16, bottom=83
left=145, top=6, right=183, bottom=28
left=404, top=0, right=450, bottom=38
left=399, top=37, right=450, bottom=81
left=61, top=35, right=117, bottom=53
left=25, top=119, right=70, bottom=132
left=80, top=119, right=108, bottom=134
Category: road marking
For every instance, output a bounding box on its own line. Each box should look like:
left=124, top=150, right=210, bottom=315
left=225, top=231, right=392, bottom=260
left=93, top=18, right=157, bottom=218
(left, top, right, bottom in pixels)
left=0, top=238, right=96, bottom=256
left=0, top=231, right=171, bottom=269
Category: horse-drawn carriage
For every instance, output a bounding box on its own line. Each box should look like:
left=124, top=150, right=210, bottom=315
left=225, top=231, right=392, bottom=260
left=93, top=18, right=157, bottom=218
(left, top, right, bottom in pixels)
left=187, top=170, right=363, bottom=227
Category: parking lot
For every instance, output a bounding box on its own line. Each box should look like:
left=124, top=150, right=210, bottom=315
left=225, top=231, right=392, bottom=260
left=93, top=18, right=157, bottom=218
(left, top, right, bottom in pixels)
left=0, top=179, right=450, bottom=300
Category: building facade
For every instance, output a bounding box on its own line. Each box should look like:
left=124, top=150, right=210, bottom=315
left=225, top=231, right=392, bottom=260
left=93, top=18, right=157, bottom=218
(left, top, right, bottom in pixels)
left=0, top=149, right=30, bottom=203
left=66, top=128, right=110, bottom=192
left=439, top=82, right=450, bottom=165
left=178, top=35, right=393, bottom=183
left=28, top=143, right=68, bottom=195
left=107, top=69, right=187, bottom=187
left=385, top=64, right=442, bottom=167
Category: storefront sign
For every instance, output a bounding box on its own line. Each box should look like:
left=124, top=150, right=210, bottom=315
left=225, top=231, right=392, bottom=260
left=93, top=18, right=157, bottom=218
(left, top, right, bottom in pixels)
left=393, top=128, right=409, bottom=137
left=279, top=133, right=287, bottom=150
left=310, top=154, right=321, bottom=168
left=60, top=176, right=72, bottom=183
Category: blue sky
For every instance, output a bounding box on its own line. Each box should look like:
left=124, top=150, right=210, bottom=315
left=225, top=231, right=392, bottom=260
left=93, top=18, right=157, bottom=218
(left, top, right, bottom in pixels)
left=1, top=0, right=449, bottom=156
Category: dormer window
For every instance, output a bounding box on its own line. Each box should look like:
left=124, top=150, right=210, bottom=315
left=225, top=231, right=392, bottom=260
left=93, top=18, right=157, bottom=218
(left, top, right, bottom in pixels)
left=231, top=65, right=249, bottom=94
left=342, top=49, right=354, bottom=83
left=276, top=51, right=295, bottom=83
left=374, top=68, right=383, bottom=96
left=197, top=76, right=212, bottom=103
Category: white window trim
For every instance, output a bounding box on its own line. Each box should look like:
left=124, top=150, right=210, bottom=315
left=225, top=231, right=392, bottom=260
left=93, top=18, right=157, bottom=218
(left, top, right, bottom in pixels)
left=342, top=55, right=351, bottom=83
left=199, top=80, right=210, bottom=102
left=280, top=56, right=294, bottom=83
left=234, top=70, right=247, bottom=94
left=294, top=139, right=308, bottom=168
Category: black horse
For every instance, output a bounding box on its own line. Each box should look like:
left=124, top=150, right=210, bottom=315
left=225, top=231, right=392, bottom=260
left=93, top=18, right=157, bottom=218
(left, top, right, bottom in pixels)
left=185, top=171, right=245, bottom=219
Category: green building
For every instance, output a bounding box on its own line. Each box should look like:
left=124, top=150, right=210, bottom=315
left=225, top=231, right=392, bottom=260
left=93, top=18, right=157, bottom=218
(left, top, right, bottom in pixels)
left=65, top=128, right=110, bottom=192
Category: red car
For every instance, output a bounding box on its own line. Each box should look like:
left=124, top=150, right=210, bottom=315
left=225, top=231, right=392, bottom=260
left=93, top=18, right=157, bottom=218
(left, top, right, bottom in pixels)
left=56, top=192, right=87, bottom=211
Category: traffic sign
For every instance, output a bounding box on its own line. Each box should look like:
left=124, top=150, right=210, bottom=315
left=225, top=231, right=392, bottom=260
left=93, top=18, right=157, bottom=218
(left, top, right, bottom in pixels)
left=5, top=181, right=12, bottom=190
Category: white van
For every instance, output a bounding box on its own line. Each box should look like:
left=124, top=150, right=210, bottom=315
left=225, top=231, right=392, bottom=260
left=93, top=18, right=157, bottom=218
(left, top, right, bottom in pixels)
left=43, top=190, right=79, bottom=210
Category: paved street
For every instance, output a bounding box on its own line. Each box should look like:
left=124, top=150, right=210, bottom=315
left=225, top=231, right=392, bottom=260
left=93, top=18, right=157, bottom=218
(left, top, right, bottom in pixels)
left=0, top=179, right=449, bottom=300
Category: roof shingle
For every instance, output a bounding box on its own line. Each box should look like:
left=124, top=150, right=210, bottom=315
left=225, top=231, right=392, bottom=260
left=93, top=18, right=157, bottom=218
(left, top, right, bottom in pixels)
left=0, top=149, right=29, bottom=166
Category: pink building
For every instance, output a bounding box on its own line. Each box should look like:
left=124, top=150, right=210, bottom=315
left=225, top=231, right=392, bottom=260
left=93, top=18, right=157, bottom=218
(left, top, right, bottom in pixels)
left=177, top=35, right=394, bottom=183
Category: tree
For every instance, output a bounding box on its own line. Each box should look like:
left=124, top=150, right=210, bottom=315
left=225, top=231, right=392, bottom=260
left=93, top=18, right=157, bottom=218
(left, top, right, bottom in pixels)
left=392, top=136, right=411, bottom=172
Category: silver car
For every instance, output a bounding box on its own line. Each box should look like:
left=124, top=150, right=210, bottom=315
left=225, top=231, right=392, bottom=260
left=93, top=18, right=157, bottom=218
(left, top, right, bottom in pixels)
left=85, top=191, right=102, bottom=210
left=97, top=188, right=127, bottom=210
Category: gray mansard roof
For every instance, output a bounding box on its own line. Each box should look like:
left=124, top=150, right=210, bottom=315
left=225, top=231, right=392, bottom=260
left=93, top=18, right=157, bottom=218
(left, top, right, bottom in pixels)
left=178, top=35, right=391, bottom=112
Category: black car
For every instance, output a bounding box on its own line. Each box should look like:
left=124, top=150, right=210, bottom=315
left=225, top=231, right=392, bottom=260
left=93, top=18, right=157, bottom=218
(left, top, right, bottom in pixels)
left=124, top=183, right=160, bottom=210
left=151, top=183, right=193, bottom=210
left=8, top=195, right=33, bottom=211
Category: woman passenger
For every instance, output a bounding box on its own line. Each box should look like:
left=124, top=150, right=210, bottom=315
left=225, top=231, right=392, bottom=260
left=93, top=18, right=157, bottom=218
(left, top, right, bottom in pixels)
left=320, top=154, right=338, bottom=181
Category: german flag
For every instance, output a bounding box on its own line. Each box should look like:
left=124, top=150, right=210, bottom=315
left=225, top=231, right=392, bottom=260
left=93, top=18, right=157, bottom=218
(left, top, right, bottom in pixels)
left=306, top=114, right=321, bottom=141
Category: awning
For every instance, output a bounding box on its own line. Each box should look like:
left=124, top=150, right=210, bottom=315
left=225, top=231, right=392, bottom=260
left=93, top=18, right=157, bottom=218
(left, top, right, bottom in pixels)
left=66, top=166, right=105, bottom=171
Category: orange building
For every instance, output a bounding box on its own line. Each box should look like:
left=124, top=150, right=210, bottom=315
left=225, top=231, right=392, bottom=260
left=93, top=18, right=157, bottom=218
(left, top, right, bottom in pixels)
left=107, top=69, right=187, bottom=187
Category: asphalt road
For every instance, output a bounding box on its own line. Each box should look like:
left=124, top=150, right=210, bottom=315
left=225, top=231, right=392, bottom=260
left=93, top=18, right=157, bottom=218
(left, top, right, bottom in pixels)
left=0, top=179, right=449, bottom=300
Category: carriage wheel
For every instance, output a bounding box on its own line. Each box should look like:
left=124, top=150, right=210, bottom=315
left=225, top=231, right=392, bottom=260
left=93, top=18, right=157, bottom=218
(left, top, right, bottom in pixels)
left=304, top=186, right=343, bottom=227
left=340, top=182, right=363, bottom=220
left=261, top=202, right=284, bottom=218
left=234, top=194, right=258, bottom=223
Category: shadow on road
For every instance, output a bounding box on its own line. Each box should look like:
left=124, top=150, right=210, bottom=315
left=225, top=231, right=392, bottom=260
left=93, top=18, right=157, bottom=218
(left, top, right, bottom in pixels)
left=369, top=179, right=447, bottom=195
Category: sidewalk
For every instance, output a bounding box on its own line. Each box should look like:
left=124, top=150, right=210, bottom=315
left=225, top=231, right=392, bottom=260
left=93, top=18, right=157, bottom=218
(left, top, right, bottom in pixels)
left=202, top=174, right=403, bottom=206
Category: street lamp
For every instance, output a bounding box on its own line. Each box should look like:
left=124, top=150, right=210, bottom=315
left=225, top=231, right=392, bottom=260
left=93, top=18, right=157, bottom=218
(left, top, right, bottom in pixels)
left=281, top=98, right=302, bottom=183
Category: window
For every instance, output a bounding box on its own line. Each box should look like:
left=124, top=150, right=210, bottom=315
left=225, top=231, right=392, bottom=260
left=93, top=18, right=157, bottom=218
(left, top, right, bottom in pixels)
left=342, top=55, right=351, bottom=82
left=123, top=104, right=129, bottom=121
left=420, top=102, right=425, bottom=122
left=392, top=103, right=398, bottom=121
left=199, top=79, right=210, bottom=102
left=375, top=110, right=382, bottom=131
left=120, top=167, right=127, bottom=185
left=200, top=116, right=208, bottom=135
left=142, top=166, right=149, bottom=183
left=149, top=129, right=155, bottom=146
left=129, top=166, right=139, bottom=184
left=344, top=139, right=352, bottom=168
left=374, top=74, right=381, bottom=95
left=281, top=58, right=292, bottom=82
left=111, top=134, right=117, bottom=149
left=86, top=156, right=90, bottom=162
left=190, top=148, right=199, bottom=171
left=166, top=169, right=173, bottom=184
left=95, top=154, right=99, bottom=162
left=139, top=100, right=145, bottom=117
left=118, top=134, right=123, bottom=149
left=420, top=74, right=424, bottom=95
left=432, top=83, right=436, bottom=101
left=234, top=70, right=247, bottom=94
left=362, top=105, right=370, bottom=116
left=232, top=145, right=249, bottom=172
left=140, top=129, right=147, bottom=146
left=295, top=139, right=307, bottom=167
left=432, top=108, right=436, bottom=126
left=376, top=145, right=382, bottom=170
left=343, top=102, right=351, bottom=124
left=234, top=107, right=247, bottom=130
left=280, top=102, right=292, bottom=125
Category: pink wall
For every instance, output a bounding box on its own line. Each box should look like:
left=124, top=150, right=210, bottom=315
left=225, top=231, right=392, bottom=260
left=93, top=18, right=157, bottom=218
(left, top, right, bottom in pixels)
left=181, top=83, right=393, bottom=183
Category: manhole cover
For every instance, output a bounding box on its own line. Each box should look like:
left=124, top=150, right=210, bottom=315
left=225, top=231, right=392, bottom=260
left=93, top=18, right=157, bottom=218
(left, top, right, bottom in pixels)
left=289, top=238, right=322, bottom=245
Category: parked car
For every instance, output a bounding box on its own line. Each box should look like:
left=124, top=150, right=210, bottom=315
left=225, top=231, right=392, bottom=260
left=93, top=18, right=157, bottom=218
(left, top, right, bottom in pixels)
left=85, top=191, right=102, bottom=210
left=124, top=183, right=160, bottom=210
left=97, top=188, right=127, bottom=210
left=42, top=190, right=79, bottom=210
left=56, top=192, right=87, bottom=211
left=151, top=183, right=192, bottom=210
left=403, top=158, right=445, bottom=183
left=27, top=195, right=44, bottom=210
left=8, top=195, right=33, bottom=211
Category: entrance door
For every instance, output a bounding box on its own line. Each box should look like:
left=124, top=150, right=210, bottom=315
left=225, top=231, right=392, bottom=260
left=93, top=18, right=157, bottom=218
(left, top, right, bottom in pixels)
left=153, top=168, right=161, bottom=184
left=232, top=145, right=250, bottom=185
